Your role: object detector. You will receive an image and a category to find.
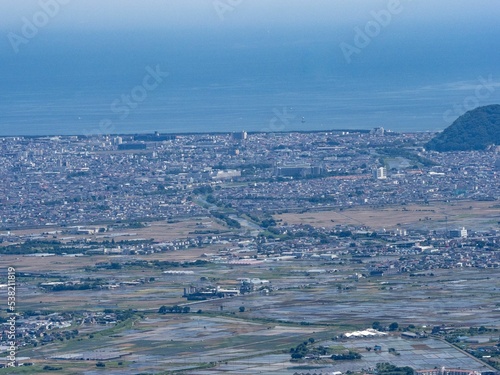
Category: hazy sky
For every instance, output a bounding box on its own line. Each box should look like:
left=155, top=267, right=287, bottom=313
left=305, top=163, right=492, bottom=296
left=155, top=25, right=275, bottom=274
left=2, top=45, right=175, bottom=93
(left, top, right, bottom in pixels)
left=2, top=0, right=499, bottom=70
left=1, top=0, right=499, bottom=31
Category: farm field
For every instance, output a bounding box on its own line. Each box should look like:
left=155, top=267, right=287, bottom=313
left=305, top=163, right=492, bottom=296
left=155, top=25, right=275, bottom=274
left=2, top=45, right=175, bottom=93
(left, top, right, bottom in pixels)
left=2, top=199, right=500, bottom=374
left=275, top=200, right=500, bottom=231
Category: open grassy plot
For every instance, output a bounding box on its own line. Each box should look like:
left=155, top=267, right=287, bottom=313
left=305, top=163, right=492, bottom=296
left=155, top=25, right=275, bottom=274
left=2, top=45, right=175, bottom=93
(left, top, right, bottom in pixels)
left=0, top=217, right=228, bottom=247
left=275, top=200, right=500, bottom=231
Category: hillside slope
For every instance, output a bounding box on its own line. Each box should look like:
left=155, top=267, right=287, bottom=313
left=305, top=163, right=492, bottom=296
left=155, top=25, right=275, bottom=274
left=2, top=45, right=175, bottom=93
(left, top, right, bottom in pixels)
left=426, top=105, right=500, bottom=151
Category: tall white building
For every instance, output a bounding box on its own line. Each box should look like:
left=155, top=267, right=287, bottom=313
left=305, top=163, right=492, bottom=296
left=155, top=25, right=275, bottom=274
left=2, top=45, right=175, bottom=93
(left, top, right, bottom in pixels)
left=375, top=167, right=387, bottom=180
left=371, top=127, right=385, bottom=136
left=450, top=227, right=467, bottom=238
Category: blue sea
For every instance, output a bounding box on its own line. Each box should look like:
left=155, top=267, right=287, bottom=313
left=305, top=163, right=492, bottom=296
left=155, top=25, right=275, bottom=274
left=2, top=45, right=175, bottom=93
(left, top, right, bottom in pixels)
left=1, top=29, right=499, bottom=136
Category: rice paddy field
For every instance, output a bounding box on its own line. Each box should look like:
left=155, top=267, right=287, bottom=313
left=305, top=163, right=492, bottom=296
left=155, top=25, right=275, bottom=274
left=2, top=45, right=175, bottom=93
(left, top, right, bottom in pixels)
left=2, top=253, right=499, bottom=374
left=1, top=201, right=500, bottom=374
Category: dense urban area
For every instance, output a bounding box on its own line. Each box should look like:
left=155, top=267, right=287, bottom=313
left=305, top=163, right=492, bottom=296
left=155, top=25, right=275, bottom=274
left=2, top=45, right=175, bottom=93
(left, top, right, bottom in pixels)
left=1, top=130, right=500, bottom=375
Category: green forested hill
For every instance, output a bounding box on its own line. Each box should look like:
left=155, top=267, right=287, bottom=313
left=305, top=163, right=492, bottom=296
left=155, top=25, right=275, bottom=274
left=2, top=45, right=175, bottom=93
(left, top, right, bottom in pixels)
left=426, top=105, right=500, bottom=151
